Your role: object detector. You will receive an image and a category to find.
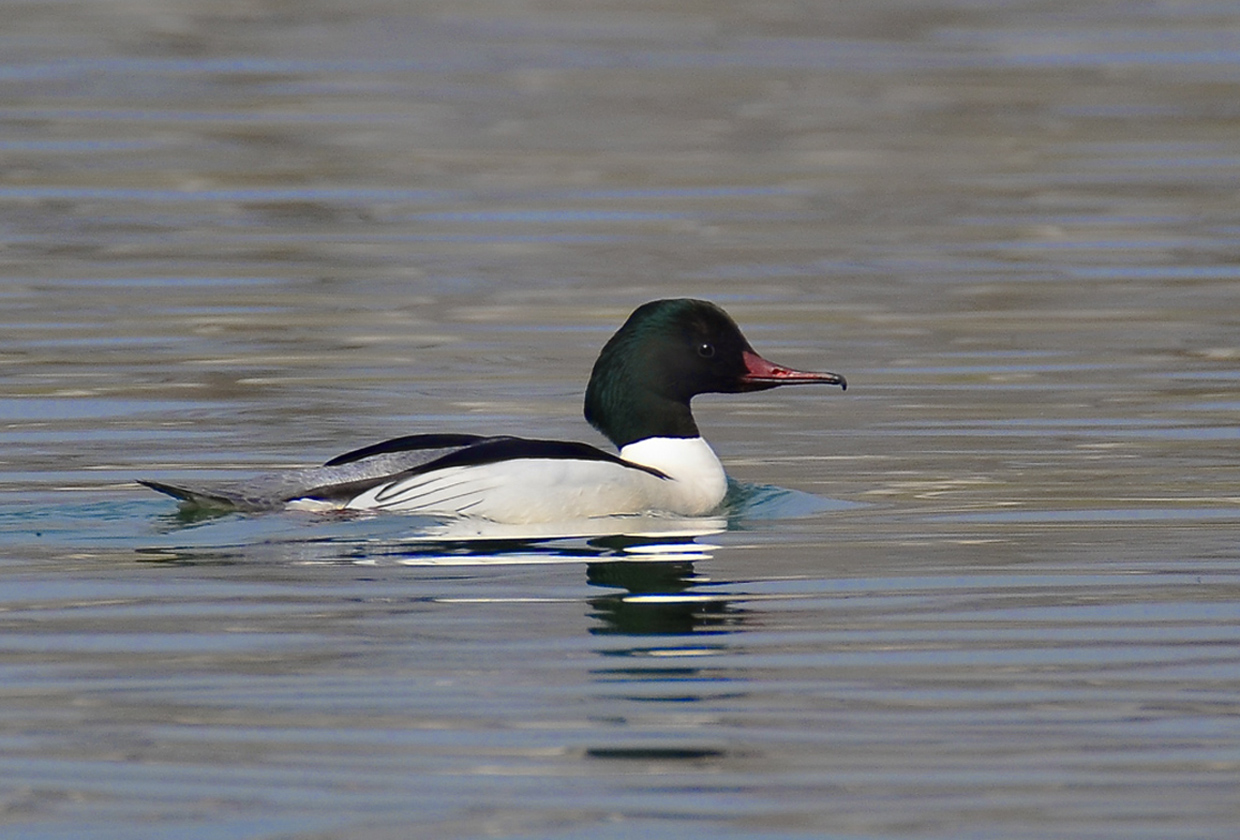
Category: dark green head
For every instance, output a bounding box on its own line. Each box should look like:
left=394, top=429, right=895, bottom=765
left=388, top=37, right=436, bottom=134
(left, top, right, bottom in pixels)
left=583, top=299, right=845, bottom=448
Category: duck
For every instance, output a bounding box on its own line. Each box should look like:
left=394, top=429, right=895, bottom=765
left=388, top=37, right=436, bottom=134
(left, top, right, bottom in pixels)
left=140, top=298, right=846, bottom=524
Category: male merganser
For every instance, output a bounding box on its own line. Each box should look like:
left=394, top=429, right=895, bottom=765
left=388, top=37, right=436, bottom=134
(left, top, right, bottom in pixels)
left=140, top=299, right=846, bottom=524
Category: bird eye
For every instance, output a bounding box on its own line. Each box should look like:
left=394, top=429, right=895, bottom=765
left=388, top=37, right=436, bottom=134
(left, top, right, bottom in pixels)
left=697, top=342, right=715, bottom=358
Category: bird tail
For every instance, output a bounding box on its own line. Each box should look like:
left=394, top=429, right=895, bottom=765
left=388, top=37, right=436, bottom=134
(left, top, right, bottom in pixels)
left=137, top=479, right=242, bottom=510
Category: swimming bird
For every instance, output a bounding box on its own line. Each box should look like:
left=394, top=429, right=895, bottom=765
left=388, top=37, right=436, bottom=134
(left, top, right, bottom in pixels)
left=140, top=298, right=846, bottom=524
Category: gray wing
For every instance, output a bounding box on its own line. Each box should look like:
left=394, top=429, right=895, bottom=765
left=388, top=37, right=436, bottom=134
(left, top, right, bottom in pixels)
left=139, top=434, right=493, bottom=511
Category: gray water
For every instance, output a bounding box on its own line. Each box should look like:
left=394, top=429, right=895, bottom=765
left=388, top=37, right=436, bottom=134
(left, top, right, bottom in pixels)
left=2, top=1, right=1239, bottom=838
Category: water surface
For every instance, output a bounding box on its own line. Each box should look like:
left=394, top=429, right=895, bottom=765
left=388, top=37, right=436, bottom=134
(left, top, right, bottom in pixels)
left=2, top=2, right=1238, bottom=838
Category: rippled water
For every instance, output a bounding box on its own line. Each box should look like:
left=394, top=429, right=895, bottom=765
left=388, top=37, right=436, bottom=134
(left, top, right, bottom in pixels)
left=3, top=2, right=1239, bottom=838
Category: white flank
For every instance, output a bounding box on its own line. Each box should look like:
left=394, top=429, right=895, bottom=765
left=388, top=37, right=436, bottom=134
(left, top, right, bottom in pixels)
left=342, top=436, right=728, bottom=524
left=285, top=498, right=344, bottom=513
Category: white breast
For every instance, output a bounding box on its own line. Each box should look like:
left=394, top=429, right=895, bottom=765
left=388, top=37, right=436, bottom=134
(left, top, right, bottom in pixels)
left=617, top=436, right=727, bottom=514
left=336, top=436, right=728, bottom=524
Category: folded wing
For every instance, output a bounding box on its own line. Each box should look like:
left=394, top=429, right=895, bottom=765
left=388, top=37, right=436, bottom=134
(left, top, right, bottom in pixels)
left=139, top=434, right=658, bottom=512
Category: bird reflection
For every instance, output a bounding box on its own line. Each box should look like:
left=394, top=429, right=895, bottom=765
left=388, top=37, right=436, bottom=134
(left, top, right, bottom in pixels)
left=584, top=540, right=747, bottom=714
left=586, top=559, right=741, bottom=637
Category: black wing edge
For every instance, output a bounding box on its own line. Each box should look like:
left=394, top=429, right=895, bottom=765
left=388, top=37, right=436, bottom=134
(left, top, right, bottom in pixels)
left=323, top=433, right=492, bottom=467
left=301, top=436, right=669, bottom=504
left=375, top=437, right=670, bottom=479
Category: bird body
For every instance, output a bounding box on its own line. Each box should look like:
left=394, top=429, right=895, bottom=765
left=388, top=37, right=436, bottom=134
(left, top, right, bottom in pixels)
left=141, top=299, right=845, bottom=524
